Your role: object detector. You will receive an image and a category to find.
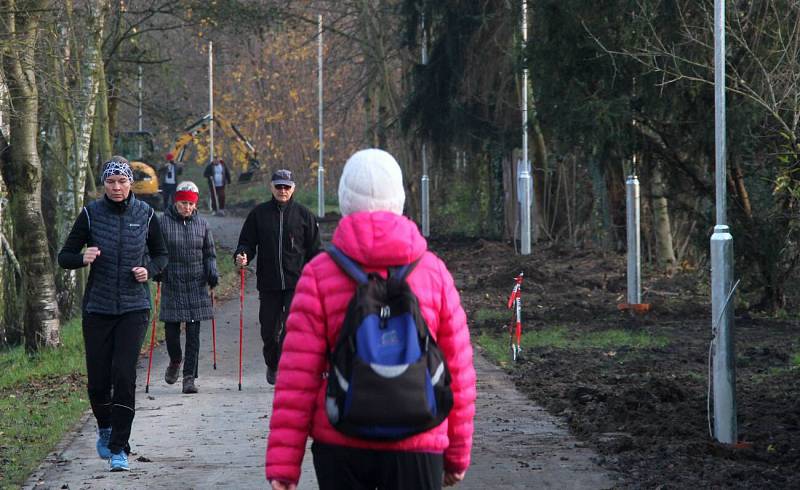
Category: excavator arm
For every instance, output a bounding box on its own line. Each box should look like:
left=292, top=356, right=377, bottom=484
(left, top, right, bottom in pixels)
left=166, top=112, right=261, bottom=176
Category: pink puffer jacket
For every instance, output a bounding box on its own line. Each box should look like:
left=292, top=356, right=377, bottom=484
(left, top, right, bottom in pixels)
left=265, top=211, right=476, bottom=484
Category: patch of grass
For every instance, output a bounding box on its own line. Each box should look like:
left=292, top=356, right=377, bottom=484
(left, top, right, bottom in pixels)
left=224, top=179, right=269, bottom=207
left=475, top=331, right=508, bottom=363
left=577, top=329, right=668, bottom=349
left=475, top=326, right=667, bottom=364
left=792, top=352, right=800, bottom=369
left=0, top=318, right=85, bottom=389
left=294, top=187, right=339, bottom=215
left=222, top=179, right=339, bottom=215
left=475, top=326, right=571, bottom=363
left=213, top=240, right=240, bottom=299
left=0, top=319, right=88, bottom=488
left=472, top=308, right=511, bottom=324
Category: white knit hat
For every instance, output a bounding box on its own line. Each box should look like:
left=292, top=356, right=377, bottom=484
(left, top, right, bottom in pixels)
left=176, top=181, right=199, bottom=193
left=338, top=149, right=405, bottom=216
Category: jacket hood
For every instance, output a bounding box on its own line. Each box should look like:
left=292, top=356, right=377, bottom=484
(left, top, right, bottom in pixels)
left=331, top=211, right=427, bottom=267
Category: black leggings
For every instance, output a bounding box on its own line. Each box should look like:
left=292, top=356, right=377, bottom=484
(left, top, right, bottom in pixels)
left=83, top=310, right=149, bottom=454
left=312, top=442, right=443, bottom=490
left=164, top=321, right=200, bottom=378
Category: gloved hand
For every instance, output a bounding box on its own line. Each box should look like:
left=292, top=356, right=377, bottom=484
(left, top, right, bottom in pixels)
left=208, top=272, right=219, bottom=289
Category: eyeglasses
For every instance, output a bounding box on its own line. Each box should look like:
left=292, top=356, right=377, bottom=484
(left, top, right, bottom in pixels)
left=274, top=184, right=292, bottom=190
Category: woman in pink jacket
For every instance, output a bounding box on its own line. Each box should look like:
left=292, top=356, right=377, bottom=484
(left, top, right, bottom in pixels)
left=266, top=149, right=476, bottom=489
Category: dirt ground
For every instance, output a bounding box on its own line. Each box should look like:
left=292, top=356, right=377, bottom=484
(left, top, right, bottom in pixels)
left=431, top=237, right=799, bottom=489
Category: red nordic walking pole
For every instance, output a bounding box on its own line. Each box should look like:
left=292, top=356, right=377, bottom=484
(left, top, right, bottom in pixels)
left=238, top=267, right=245, bottom=391
left=507, top=272, right=524, bottom=362
left=145, top=282, right=162, bottom=393
left=210, top=290, right=217, bottom=370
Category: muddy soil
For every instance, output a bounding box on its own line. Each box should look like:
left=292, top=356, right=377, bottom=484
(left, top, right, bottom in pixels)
left=431, top=237, right=799, bottom=489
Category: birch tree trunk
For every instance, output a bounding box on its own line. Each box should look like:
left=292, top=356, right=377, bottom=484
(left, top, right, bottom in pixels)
left=47, top=0, right=107, bottom=315
left=0, top=135, right=7, bottom=345
left=60, top=0, right=108, bottom=222
left=1, top=0, right=61, bottom=351
left=650, top=161, right=677, bottom=273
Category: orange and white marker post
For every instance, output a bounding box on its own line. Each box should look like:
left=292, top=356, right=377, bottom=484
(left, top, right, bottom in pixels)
left=507, top=272, right=524, bottom=361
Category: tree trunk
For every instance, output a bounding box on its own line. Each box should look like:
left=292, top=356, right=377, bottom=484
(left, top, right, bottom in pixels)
left=650, top=161, right=677, bottom=273
left=0, top=129, right=23, bottom=346
left=92, top=58, right=112, bottom=173
left=1, top=0, right=61, bottom=352
left=588, top=149, right=612, bottom=250
left=62, top=0, right=107, bottom=220
left=0, top=135, right=7, bottom=345
left=605, top=155, right=627, bottom=251
left=528, top=86, right=547, bottom=243
left=503, top=151, right=519, bottom=241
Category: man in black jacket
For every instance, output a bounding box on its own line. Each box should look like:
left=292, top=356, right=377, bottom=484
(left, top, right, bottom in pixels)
left=234, top=169, right=321, bottom=385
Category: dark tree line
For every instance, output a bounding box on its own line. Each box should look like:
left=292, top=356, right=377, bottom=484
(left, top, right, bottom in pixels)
left=1, top=0, right=798, bottom=352
left=400, top=0, right=800, bottom=312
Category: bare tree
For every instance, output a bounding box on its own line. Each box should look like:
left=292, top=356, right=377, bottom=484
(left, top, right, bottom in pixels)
left=618, top=0, right=800, bottom=309
left=0, top=0, right=61, bottom=351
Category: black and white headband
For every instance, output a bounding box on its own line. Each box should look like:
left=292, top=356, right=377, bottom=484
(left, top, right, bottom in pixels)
left=102, top=156, right=134, bottom=182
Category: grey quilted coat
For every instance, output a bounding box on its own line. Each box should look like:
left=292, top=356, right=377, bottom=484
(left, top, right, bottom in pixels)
left=158, top=206, right=217, bottom=322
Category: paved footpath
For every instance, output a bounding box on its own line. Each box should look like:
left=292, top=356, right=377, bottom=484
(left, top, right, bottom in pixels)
left=25, top=213, right=615, bottom=489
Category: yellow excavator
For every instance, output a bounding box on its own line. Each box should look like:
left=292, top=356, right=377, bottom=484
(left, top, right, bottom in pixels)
left=166, top=111, right=261, bottom=182
left=113, top=131, right=162, bottom=208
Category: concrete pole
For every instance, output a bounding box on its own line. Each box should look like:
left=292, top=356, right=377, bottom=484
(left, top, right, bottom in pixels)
left=209, top=41, right=214, bottom=165
left=317, top=15, right=325, bottom=218
left=519, top=0, right=531, bottom=255
left=421, top=15, right=430, bottom=236
left=625, top=171, right=641, bottom=305
left=711, top=0, right=737, bottom=444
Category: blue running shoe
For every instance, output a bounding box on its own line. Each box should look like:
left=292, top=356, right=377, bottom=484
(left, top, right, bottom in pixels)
left=109, top=450, right=129, bottom=472
left=96, top=428, right=112, bottom=459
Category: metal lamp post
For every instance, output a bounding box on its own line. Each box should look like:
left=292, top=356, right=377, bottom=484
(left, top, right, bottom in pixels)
left=711, top=0, right=737, bottom=444
left=317, top=15, right=325, bottom=218
left=625, top=164, right=641, bottom=306
left=421, top=15, right=430, bottom=237
left=519, top=0, right=531, bottom=255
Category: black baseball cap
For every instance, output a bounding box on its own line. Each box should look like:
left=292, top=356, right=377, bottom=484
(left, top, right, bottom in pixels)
left=271, top=169, right=295, bottom=187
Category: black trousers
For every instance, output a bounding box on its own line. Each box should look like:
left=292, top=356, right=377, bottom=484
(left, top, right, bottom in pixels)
left=162, top=183, right=177, bottom=209
left=164, top=321, right=200, bottom=378
left=312, top=442, right=444, bottom=490
left=258, top=290, right=294, bottom=370
left=82, top=310, right=148, bottom=454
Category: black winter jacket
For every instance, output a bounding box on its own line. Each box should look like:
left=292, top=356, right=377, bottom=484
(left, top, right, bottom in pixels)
left=58, top=194, right=168, bottom=315
left=235, top=198, right=321, bottom=292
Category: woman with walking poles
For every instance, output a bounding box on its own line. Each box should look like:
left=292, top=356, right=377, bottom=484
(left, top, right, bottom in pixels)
left=58, top=156, right=168, bottom=472
left=265, top=149, right=477, bottom=489
left=156, top=181, right=219, bottom=394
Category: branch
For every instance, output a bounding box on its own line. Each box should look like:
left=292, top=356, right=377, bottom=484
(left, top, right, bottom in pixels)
left=0, top=231, right=21, bottom=277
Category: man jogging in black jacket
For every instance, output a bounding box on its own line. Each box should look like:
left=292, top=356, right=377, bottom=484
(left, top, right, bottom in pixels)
left=234, top=169, right=321, bottom=385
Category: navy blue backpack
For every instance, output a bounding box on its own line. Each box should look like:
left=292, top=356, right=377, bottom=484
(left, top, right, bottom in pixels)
left=325, top=245, right=453, bottom=441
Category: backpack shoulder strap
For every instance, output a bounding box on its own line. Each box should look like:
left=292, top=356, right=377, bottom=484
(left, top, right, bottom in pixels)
left=388, top=254, right=423, bottom=284
left=326, top=245, right=368, bottom=285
